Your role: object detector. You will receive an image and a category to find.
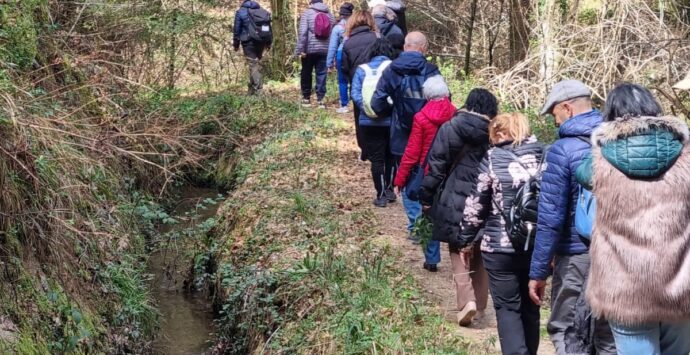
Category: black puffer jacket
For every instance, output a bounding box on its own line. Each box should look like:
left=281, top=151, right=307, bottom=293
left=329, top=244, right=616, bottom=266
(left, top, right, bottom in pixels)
left=419, top=110, right=490, bottom=245
left=342, top=26, right=378, bottom=81
left=458, top=138, right=545, bottom=253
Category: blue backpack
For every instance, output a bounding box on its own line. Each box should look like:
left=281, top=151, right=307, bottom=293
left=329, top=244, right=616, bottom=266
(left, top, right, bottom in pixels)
left=574, top=136, right=596, bottom=242
left=575, top=186, right=596, bottom=241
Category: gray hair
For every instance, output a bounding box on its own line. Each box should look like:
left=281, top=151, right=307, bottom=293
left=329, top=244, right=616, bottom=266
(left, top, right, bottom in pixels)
left=423, top=75, right=450, bottom=100
left=371, top=4, right=396, bottom=21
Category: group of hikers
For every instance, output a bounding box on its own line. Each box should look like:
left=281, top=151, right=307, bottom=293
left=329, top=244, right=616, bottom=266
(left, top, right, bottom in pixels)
left=233, top=1, right=690, bottom=354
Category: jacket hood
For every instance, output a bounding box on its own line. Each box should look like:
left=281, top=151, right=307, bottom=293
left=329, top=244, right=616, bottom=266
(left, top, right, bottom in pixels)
left=310, top=3, right=330, bottom=12
left=419, top=98, right=456, bottom=126
left=242, top=0, right=260, bottom=9
left=558, top=109, right=602, bottom=138
left=377, top=18, right=395, bottom=33
left=592, top=116, right=689, bottom=178
left=450, top=110, right=490, bottom=145
left=390, top=51, right=429, bottom=75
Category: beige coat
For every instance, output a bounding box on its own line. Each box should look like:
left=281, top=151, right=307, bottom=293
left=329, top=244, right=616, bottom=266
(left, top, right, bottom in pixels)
left=586, top=116, right=690, bottom=325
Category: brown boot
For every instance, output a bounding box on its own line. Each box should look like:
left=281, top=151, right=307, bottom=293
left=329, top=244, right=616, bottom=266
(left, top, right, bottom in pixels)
left=457, top=301, right=477, bottom=327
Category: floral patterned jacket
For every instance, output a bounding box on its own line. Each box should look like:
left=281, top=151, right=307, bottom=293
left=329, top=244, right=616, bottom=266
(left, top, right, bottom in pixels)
left=458, top=137, right=544, bottom=253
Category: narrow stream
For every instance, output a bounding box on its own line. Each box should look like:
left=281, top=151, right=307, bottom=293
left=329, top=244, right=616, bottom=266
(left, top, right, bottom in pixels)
left=149, top=187, right=223, bottom=355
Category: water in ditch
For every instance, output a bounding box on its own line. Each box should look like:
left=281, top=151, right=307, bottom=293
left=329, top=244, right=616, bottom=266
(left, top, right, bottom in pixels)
left=149, top=187, right=223, bottom=355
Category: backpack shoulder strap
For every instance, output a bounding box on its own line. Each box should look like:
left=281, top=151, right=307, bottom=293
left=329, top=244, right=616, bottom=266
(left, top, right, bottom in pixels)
left=378, top=60, right=392, bottom=73
left=495, top=146, right=531, bottom=173
left=360, top=63, right=373, bottom=77
left=576, top=136, right=592, bottom=145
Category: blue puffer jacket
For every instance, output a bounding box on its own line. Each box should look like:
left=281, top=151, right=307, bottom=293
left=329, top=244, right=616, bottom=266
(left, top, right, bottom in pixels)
left=233, top=0, right=261, bottom=48
left=370, top=51, right=440, bottom=155
left=529, top=110, right=603, bottom=281
left=351, top=55, right=392, bottom=127
left=326, top=19, right=346, bottom=68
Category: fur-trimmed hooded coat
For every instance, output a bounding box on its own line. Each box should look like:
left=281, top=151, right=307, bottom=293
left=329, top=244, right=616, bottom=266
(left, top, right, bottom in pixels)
left=582, top=115, right=690, bottom=325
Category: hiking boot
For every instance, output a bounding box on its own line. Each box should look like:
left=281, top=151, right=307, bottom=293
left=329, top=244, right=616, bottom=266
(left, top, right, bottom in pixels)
left=457, top=301, right=478, bottom=327
left=373, top=196, right=388, bottom=208
left=317, top=101, right=326, bottom=109
left=301, top=99, right=312, bottom=108
left=336, top=105, right=350, bottom=114
left=384, top=189, right=397, bottom=203
left=423, top=263, right=438, bottom=272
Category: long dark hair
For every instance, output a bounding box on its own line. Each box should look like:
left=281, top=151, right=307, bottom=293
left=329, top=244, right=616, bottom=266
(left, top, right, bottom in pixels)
left=464, top=88, right=499, bottom=119
left=603, top=83, right=662, bottom=121
left=365, top=38, right=395, bottom=61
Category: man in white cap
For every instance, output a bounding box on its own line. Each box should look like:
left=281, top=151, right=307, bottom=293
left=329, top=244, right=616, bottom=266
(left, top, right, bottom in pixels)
left=528, top=80, right=616, bottom=354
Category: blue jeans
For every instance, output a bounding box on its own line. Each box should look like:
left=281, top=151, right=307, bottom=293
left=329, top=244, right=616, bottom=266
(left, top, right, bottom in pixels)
left=401, top=189, right=440, bottom=265
left=610, top=320, right=690, bottom=355
left=401, top=189, right=421, bottom=232
left=424, top=240, right=441, bottom=265
left=335, top=50, right=349, bottom=107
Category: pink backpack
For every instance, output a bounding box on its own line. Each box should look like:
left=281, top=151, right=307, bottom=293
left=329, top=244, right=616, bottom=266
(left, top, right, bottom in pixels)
left=314, top=12, right=332, bottom=39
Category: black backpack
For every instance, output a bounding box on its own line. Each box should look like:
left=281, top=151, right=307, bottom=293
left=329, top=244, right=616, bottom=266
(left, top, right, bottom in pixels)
left=492, top=147, right=547, bottom=253
left=397, top=68, right=427, bottom=133
left=247, top=8, right=273, bottom=44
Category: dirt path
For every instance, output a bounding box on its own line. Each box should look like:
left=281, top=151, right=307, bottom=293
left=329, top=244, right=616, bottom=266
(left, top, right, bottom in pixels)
left=336, top=113, right=556, bottom=355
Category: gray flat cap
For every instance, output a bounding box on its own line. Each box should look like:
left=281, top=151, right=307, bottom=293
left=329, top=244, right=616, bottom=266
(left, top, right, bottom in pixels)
left=540, top=79, right=592, bottom=115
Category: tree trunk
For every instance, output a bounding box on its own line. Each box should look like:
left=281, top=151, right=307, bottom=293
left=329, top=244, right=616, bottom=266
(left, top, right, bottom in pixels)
left=268, top=0, right=292, bottom=81
left=509, top=0, right=530, bottom=66
left=464, top=0, right=479, bottom=75
left=167, top=8, right=178, bottom=89
left=539, top=0, right=559, bottom=93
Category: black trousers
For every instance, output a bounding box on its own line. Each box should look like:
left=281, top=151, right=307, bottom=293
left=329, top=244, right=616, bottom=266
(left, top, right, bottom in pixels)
left=360, top=126, right=396, bottom=198
left=242, top=41, right=265, bottom=94
left=484, top=253, right=541, bottom=355
left=300, top=53, right=327, bottom=101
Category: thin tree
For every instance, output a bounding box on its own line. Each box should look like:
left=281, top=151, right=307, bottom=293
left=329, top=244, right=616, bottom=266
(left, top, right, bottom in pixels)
left=464, top=0, right=479, bottom=75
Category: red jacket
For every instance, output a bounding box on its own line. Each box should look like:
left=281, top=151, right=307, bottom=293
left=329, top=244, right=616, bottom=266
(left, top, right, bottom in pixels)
left=394, top=97, right=457, bottom=187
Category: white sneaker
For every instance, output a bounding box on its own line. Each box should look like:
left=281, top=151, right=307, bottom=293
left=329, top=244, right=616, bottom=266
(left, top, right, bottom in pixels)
left=457, top=301, right=477, bottom=327
left=336, top=106, right=350, bottom=114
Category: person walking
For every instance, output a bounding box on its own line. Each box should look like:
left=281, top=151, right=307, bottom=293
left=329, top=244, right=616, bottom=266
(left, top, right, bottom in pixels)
left=368, top=0, right=407, bottom=35
left=417, top=88, right=498, bottom=327
left=351, top=39, right=397, bottom=207
left=393, top=75, right=456, bottom=271
left=326, top=3, right=354, bottom=114
left=457, top=112, right=544, bottom=354
left=527, top=80, right=615, bottom=354
left=370, top=4, right=404, bottom=54
left=233, top=0, right=272, bottom=95
left=575, top=83, right=690, bottom=355
left=296, top=0, right=335, bottom=108
left=370, top=32, right=441, bottom=238
left=342, top=10, right=379, bottom=152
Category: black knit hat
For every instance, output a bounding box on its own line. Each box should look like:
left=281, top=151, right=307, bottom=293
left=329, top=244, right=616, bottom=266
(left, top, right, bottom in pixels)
left=310, top=0, right=323, bottom=4
left=339, top=2, right=354, bottom=16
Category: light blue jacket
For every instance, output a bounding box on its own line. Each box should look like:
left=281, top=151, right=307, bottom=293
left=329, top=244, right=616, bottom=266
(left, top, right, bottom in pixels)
left=326, top=19, right=346, bottom=68
left=351, top=55, right=392, bottom=127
